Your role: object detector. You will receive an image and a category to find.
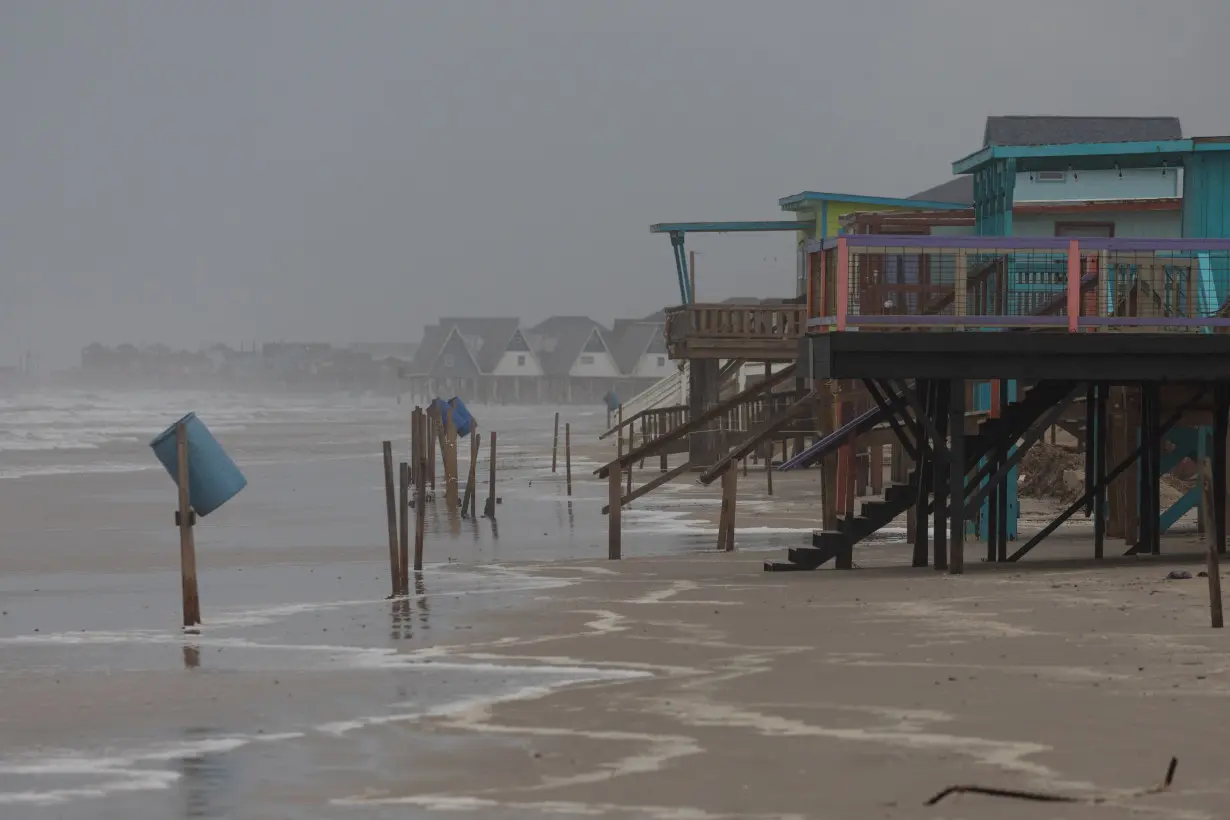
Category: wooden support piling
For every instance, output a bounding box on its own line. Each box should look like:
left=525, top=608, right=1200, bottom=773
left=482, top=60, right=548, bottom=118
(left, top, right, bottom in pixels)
left=722, top=466, right=738, bottom=552
left=932, top=381, right=949, bottom=572
left=414, top=454, right=426, bottom=573
left=1211, top=385, right=1227, bottom=628
left=462, top=432, right=479, bottom=518
left=175, top=421, right=201, bottom=627
left=1093, top=383, right=1108, bottom=560
left=565, top=422, right=572, bottom=496
left=608, top=461, right=622, bottom=559
left=443, top=410, right=460, bottom=517
left=551, top=412, right=560, bottom=473
left=484, top=431, right=497, bottom=518
left=382, top=440, right=399, bottom=597
left=398, top=462, right=410, bottom=595
left=949, top=378, right=965, bottom=575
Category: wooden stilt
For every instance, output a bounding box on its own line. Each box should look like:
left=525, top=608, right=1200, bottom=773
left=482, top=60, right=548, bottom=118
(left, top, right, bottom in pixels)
left=382, top=440, right=399, bottom=597
left=609, top=461, right=622, bottom=559
left=1210, top=384, right=1227, bottom=627
left=933, top=381, right=949, bottom=572
left=1094, top=383, right=1108, bottom=559
left=949, top=378, right=965, bottom=575
left=414, top=452, right=426, bottom=573
left=911, top=379, right=931, bottom=568
left=398, top=462, right=410, bottom=595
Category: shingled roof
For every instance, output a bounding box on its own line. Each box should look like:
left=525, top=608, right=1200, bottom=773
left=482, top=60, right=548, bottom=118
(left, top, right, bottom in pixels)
left=609, top=321, right=665, bottom=374
left=439, top=317, right=523, bottom=373
left=983, top=116, right=1182, bottom=147
left=909, top=176, right=974, bottom=205
left=527, top=316, right=612, bottom=376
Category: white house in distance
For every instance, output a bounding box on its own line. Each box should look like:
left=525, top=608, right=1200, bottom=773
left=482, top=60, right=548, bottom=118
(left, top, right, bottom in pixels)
left=405, top=313, right=670, bottom=405
left=611, top=312, right=675, bottom=381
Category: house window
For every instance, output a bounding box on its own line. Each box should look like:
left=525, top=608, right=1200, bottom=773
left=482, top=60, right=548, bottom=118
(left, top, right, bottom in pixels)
left=1055, top=222, right=1114, bottom=238
left=442, top=354, right=455, bottom=368
left=657, top=356, right=666, bottom=367
left=580, top=355, right=595, bottom=365
left=517, top=355, right=526, bottom=366
left=1036, top=171, right=1066, bottom=183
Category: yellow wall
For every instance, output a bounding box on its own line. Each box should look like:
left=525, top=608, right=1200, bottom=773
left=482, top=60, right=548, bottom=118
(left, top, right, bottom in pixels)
left=814, top=201, right=911, bottom=236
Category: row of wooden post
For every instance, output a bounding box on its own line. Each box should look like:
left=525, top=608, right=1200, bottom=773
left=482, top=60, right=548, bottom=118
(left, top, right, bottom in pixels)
left=382, top=405, right=499, bottom=597
left=550, top=411, right=573, bottom=496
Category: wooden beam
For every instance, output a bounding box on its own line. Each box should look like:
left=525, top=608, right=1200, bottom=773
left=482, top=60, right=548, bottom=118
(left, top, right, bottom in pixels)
left=698, top=392, right=815, bottom=484
left=602, top=461, right=692, bottom=514
left=1010, top=389, right=1204, bottom=562
left=595, top=362, right=797, bottom=478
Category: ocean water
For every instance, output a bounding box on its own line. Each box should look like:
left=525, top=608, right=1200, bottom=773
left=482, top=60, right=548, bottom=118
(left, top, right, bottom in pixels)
left=0, top=387, right=810, bottom=817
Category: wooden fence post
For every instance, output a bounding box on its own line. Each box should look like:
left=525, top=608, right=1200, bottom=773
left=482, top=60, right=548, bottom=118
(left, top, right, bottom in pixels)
left=484, top=431, right=497, bottom=518
left=398, top=462, right=410, bottom=595
left=414, top=454, right=426, bottom=572
left=609, top=461, right=622, bottom=559
left=176, top=422, right=201, bottom=627
left=551, top=412, right=560, bottom=473
left=565, top=422, right=573, bottom=496
left=382, top=440, right=399, bottom=597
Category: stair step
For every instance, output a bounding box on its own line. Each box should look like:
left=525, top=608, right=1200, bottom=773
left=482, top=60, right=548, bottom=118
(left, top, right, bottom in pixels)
left=764, top=560, right=814, bottom=572
left=884, top=482, right=914, bottom=504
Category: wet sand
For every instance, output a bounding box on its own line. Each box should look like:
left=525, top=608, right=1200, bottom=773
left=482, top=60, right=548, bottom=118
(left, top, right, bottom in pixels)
left=2, top=392, right=1224, bottom=818
left=324, top=545, right=1230, bottom=819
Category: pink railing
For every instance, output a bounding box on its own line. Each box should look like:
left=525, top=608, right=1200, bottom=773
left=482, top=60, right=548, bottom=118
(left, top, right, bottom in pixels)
left=805, top=235, right=1230, bottom=333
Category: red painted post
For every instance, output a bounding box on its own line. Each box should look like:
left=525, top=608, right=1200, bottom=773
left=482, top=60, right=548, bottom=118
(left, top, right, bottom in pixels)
left=836, top=237, right=850, bottom=332
left=1067, top=239, right=1081, bottom=332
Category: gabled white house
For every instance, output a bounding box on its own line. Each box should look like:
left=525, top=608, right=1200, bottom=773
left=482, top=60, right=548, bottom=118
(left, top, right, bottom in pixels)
left=489, top=327, right=544, bottom=377
left=569, top=327, right=621, bottom=378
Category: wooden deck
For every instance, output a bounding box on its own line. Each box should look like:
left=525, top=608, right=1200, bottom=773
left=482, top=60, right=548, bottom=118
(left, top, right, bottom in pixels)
left=664, top=303, right=805, bottom=361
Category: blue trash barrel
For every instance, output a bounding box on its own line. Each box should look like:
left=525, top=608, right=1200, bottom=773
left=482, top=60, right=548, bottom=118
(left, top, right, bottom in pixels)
left=149, top=413, right=247, bottom=517
left=433, top=397, right=475, bottom=437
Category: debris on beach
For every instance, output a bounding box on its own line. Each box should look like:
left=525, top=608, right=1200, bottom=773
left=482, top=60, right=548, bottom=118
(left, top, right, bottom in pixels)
left=1018, top=442, right=1084, bottom=503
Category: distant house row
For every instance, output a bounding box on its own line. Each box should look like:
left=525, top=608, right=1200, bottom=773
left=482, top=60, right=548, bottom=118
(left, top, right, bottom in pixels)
left=406, top=313, right=672, bottom=404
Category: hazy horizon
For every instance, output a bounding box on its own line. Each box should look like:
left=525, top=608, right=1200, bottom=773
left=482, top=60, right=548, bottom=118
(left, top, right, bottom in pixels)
left=4, top=0, right=1229, bottom=368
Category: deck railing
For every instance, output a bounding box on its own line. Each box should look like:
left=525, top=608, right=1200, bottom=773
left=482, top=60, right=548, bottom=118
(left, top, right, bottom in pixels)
left=806, top=235, right=1230, bottom=333
left=665, top=303, right=806, bottom=347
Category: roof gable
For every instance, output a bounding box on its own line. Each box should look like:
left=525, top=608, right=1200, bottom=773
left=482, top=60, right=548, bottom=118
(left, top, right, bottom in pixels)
left=983, top=116, right=1182, bottom=147
left=909, top=176, right=974, bottom=205
left=528, top=316, right=611, bottom=375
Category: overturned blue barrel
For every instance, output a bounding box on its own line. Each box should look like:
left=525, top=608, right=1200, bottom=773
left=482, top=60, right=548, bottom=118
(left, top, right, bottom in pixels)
left=432, top=397, right=475, bottom=437
left=149, top=413, right=247, bottom=516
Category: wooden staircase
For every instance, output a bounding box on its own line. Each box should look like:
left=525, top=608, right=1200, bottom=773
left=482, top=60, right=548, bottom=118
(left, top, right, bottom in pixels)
left=765, top=380, right=1077, bottom=571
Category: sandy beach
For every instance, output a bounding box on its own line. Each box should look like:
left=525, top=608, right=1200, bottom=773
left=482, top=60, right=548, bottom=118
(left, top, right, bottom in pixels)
left=0, top=389, right=1225, bottom=819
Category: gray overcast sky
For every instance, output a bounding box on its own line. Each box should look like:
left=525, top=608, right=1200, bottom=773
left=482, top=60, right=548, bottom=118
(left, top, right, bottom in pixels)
left=2, top=0, right=1228, bottom=366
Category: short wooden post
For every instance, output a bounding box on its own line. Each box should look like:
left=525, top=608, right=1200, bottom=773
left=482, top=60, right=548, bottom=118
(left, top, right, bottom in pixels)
left=176, top=422, right=201, bottom=627
left=765, top=440, right=773, bottom=495
left=414, top=454, right=426, bottom=572
left=382, top=441, right=399, bottom=597
left=565, top=422, right=573, bottom=496
left=484, top=431, right=497, bottom=517
left=428, top=416, right=436, bottom=490
left=444, top=410, right=460, bottom=514
left=462, top=431, right=479, bottom=518
left=551, top=412, right=560, bottom=473
left=608, top=461, right=622, bottom=559
left=726, top=466, right=738, bottom=551
left=398, top=462, right=410, bottom=594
